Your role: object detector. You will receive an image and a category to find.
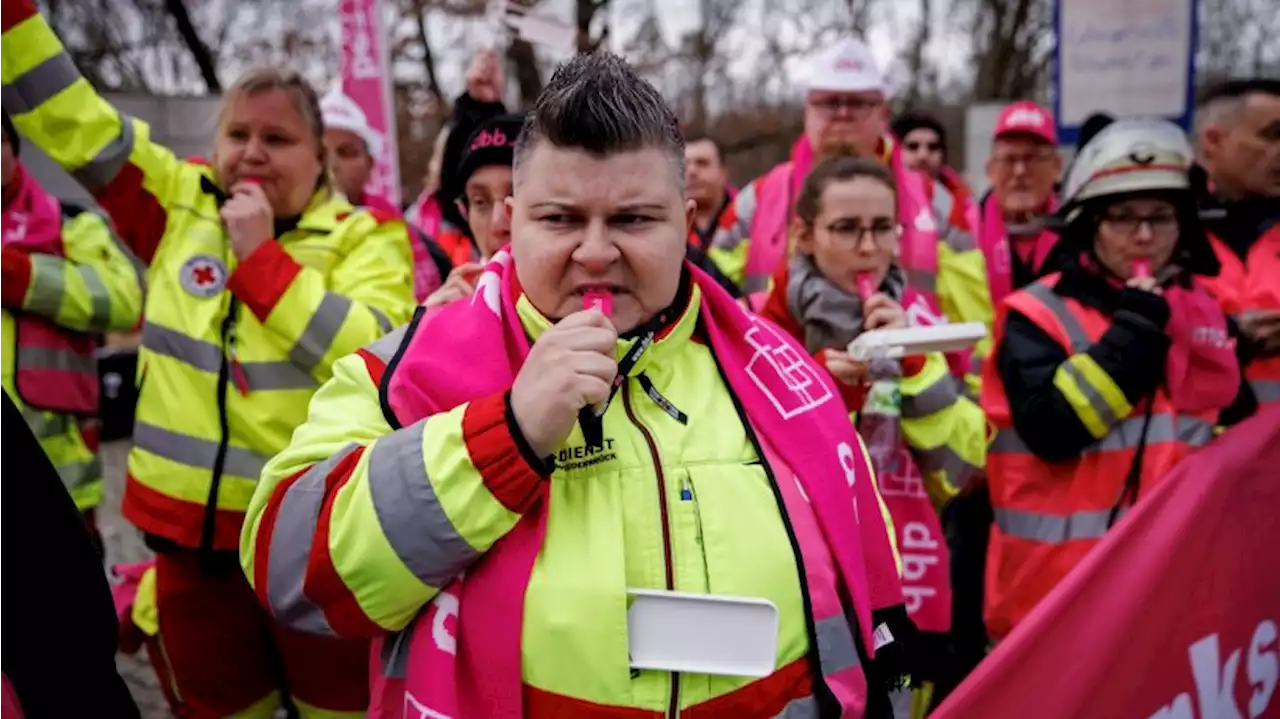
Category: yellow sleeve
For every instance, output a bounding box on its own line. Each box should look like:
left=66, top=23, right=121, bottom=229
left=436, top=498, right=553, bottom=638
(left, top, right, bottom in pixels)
left=227, top=212, right=416, bottom=385
left=21, top=209, right=142, bottom=333
left=1, top=4, right=190, bottom=265
left=936, top=240, right=995, bottom=395
left=242, top=340, right=549, bottom=636
left=706, top=179, right=761, bottom=290
left=899, top=352, right=987, bottom=506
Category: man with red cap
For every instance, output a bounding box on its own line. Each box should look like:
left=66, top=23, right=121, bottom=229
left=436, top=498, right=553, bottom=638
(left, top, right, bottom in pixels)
left=978, top=101, right=1063, bottom=308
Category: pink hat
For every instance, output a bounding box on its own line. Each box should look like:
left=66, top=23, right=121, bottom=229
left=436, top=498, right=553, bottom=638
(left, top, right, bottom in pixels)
left=993, top=101, right=1056, bottom=144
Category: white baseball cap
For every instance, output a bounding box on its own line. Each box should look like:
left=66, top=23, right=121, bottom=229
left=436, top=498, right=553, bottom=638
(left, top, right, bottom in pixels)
left=320, top=89, right=382, bottom=160
left=806, top=38, right=886, bottom=95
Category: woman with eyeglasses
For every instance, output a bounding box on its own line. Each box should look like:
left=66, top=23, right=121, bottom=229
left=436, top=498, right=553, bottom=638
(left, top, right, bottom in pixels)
left=759, top=155, right=988, bottom=703
left=981, top=118, right=1258, bottom=642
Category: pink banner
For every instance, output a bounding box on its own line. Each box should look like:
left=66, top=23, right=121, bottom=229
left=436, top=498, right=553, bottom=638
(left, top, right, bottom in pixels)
left=339, top=0, right=400, bottom=206
left=935, top=404, right=1280, bottom=719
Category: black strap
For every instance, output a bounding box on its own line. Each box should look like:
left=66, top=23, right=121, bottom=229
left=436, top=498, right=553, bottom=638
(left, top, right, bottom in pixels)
left=578, top=330, right=653, bottom=449
left=637, top=373, right=688, bottom=425
left=1108, top=396, right=1157, bottom=528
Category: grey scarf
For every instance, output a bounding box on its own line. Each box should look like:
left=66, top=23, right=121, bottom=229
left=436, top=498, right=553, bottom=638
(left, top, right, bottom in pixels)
left=785, top=253, right=907, bottom=357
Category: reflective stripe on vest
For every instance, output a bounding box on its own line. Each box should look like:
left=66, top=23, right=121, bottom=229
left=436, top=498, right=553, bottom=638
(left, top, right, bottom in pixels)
left=132, top=421, right=271, bottom=480
left=990, top=413, right=1216, bottom=456
left=142, top=322, right=317, bottom=392
left=1253, top=378, right=1280, bottom=405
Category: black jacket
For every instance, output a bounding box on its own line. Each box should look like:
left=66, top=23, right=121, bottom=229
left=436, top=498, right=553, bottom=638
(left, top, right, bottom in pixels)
left=996, top=256, right=1256, bottom=463
left=1, top=391, right=139, bottom=718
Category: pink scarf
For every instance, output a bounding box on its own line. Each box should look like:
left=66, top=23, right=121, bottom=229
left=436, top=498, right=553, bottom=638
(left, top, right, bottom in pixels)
left=375, top=249, right=901, bottom=718
left=2, top=164, right=62, bottom=253
left=979, top=195, right=1058, bottom=307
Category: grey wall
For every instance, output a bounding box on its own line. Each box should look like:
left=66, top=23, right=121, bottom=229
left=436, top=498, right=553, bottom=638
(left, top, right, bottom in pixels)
left=20, top=93, right=220, bottom=205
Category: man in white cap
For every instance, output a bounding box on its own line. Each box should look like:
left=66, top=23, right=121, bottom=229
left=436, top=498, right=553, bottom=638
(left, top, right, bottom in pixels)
left=708, top=38, right=992, bottom=375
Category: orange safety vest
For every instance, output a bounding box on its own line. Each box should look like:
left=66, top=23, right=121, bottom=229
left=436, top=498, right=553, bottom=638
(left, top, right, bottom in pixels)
left=979, top=275, right=1219, bottom=640
left=1203, top=225, right=1280, bottom=405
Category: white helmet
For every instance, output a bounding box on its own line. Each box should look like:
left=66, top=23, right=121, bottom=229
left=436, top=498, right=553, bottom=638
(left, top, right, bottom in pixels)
left=1060, top=118, right=1192, bottom=210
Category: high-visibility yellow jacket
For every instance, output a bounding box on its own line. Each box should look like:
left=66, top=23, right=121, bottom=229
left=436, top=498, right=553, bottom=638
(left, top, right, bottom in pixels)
left=2, top=204, right=143, bottom=511
left=243, top=289, right=884, bottom=714
left=2, top=4, right=416, bottom=551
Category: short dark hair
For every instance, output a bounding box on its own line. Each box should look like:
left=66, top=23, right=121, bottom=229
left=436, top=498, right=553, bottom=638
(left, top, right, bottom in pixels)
left=795, top=155, right=896, bottom=227
left=1196, top=77, right=1280, bottom=108
left=513, top=52, right=685, bottom=191
left=684, top=134, right=723, bottom=163
left=891, top=112, right=947, bottom=155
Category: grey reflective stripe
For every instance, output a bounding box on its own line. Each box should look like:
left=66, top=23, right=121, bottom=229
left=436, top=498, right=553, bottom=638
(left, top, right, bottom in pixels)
left=1023, top=283, right=1090, bottom=353
left=968, top=352, right=984, bottom=376
left=71, top=117, right=135, bottom=192
left=364, top=323, right=410, bottom=364
left=264, top=444, right=362, bottom=636
left=16, top=345, right=96, bottom=376
left=814, top=613, right=861, bottom=676
left=55, top=455, right=102, bottom=492
left=367, top=420, right=480, bottom=587
left=380, top=620, right=418, bottom=680
left=290, top=293, right=353, bottom=372
left=25, top=259, right=65, bottom=317
left=743, top=273, right=770, bottom=295
left=904, top=267, right=936, bottom=293
left=76, top=264, right=113, bottom=330
left=1058, top=360, right=1120, bottom=429
left=369, top=307, right=393, bottom=334
left=143, top=322, right=222, bottom=373
left=943, top=226, right=977, bottom=253
left=991, top=414, right=1216, bottom=456
left=1252, top=379, right=1280, bottom=404
left=238, top=361, right=317, bottom=392
left=22, top=406, right=70, bottom=438
left=774, top=695, right=818, bottom=718
left=132, top=421, right=270, bottom=479
left=900, top=374, right=959, bottom=419
left=0, top=50, right=80, bottom=115
left=142, top=322, right=316, bottom=391
left=915, top=443, right=981, bottom=492
left=994, top=506, right=1114, bottom=543
left=711, top=181, right=756, bottom=251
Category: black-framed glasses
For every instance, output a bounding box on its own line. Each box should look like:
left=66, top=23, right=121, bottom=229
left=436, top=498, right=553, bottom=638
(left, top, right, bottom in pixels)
left=905, top=140, right=941, bottom=152
left=823, top=220, right=900, bottom=247
left=990, top=152, right=1057, bottom=170
left=808, top=96, right=882, bottom=118
left=1099, top=211, right=1179, bottom=236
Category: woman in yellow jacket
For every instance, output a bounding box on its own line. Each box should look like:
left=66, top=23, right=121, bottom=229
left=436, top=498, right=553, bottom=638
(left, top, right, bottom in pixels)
left=2, top=3, right=415, bottom=716
left=2, top=112, right=142, bottom=550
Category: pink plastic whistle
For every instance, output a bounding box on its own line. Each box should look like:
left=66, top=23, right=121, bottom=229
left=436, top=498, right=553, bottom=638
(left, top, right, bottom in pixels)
left=856, top=272, right=876, bottom=301
left=585, top=290, right=613, bottom=318
left=1132, top=259, right=1151, bottom=280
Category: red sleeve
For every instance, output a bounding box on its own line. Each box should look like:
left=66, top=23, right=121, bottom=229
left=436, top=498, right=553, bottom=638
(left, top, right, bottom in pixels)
left=1, top=247, right=32, bottom=308
left=226, top=240, right=303, bottom=321
left=461, top=392, right=548, bottom=515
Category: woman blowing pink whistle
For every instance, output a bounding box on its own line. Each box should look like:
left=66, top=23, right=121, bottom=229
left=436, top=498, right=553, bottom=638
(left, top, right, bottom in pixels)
left=242, top=52, right=915, bottom=718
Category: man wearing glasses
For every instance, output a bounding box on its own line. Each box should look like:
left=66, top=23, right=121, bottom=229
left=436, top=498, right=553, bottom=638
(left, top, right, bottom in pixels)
left=979, top=101, right=1063, bottom=307
left=709, top=39, right=992, bottom=380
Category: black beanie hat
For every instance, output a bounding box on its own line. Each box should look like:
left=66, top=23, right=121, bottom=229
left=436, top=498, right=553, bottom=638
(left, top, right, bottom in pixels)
left=891, top=112, right=948, bottom=157
left=455, top=114, right=524, bottom=192
left=2, top=110, right=19, bottom=157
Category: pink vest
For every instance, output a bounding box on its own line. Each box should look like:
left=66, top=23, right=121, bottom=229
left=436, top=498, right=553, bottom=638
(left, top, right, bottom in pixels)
left=2, top=176, right=99, bottom=416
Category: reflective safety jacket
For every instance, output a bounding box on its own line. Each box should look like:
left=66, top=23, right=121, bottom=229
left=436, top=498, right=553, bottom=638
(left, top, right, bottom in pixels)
left=244, top=290, right=889, bottom=716
left=2, top=4, right=416, bottom=550
left=1204, top=226, right=1280, bottom=405
left=981, top=274, right=1220, bottom=640
left=2, top=204, right=143, bottom=510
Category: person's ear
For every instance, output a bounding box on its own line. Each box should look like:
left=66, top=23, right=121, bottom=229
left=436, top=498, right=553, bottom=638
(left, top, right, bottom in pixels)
left=685, top=198, right=697, bottom=235
left=504, top=195, right=515, bottom=222
left=791, top=217, right=814, bottom=253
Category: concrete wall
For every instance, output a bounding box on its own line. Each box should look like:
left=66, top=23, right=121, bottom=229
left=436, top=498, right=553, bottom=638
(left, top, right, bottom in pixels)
left=20, top=93, right=220, bottom=205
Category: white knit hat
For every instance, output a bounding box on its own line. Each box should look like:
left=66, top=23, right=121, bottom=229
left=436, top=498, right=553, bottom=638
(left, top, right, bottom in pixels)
left=320, top=89, right=382, bottom=160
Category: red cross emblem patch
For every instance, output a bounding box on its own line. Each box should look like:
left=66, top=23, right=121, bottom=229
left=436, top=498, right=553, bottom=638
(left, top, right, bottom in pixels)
left=179, top=254, right=228, bottom=298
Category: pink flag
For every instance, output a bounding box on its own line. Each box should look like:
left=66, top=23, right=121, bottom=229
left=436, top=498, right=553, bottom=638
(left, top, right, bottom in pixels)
left=935, top=404, right=1280, bottom=719
left=339, top=0, right=400, bottom=206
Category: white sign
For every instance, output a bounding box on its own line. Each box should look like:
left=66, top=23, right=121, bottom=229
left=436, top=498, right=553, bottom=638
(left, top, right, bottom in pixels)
left=1057, top=0, right=1194, bottom=130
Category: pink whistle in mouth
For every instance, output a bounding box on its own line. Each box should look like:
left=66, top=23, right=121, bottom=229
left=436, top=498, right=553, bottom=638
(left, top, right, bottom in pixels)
left=856, top=272, right=876, bottom=301
left=584, top=290, right=613, bottom=317
left=1132, top=259, right=1151, bottom=280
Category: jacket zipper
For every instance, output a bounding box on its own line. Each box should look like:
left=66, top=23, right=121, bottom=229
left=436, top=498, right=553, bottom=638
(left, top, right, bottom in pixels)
left=621, top=382, right=680, bottom=718
left=199, top=296, right=239, bottom=562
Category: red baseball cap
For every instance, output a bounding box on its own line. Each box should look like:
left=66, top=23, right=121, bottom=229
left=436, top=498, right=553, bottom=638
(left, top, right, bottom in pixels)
left=993, top=101, right=1056, bottom=144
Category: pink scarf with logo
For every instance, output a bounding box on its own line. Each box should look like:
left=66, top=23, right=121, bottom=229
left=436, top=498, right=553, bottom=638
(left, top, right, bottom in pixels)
left=372, top=248, right=901, bottom=718
left=3, top=164, right=62, bottom=253
left=979, top=195, right=1058, bottom=307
